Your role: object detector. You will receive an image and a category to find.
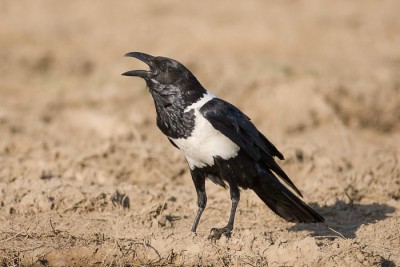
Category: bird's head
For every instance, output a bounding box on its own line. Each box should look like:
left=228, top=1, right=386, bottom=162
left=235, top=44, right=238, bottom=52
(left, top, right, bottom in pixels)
left=122, top=52, right=206, bottom=111
left=122, top=52, right=197, bottom=88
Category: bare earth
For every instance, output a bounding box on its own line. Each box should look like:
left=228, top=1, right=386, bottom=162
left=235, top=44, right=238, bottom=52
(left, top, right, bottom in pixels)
left=1, top=1, right=399, bottom=266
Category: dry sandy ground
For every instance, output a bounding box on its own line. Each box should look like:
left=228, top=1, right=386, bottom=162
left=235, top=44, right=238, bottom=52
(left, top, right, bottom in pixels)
left=1, top=1, right=400, bottom=266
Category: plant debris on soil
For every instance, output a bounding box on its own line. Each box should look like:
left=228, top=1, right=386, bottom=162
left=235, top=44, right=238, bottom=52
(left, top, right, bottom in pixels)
left=0, top=1, right=399, bottom=266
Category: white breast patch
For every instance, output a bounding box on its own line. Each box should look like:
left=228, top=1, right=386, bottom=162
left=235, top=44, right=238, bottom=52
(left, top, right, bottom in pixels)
left=171, top=92, right=240, bottom=169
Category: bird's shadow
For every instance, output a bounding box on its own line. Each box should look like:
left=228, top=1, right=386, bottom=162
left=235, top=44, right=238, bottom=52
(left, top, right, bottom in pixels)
left=289, top=199, right=396, bottom=239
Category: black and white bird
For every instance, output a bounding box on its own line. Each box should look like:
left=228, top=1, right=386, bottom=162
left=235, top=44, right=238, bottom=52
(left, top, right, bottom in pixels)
left=122, top=52, right=324, bottom=239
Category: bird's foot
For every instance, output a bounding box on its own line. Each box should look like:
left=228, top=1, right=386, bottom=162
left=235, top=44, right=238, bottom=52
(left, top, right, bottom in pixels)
left=208, top=226, right=232, bottom=241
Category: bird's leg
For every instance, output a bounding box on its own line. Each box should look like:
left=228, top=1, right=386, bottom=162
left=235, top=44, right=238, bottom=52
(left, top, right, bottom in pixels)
left=190, top=170, right=207, bottom=233
left=209, top=183, right=240, bottom=240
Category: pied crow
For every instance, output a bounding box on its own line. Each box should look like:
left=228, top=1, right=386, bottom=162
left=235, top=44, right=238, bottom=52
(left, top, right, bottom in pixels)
left=122, top=52, right=324, bottom=239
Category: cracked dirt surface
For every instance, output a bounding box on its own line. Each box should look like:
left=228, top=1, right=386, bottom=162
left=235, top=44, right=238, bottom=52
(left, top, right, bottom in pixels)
left=0, top=1, right=399, bottom=266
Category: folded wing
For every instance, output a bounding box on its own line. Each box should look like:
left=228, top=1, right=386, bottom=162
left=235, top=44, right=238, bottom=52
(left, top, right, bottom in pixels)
left=200, top=98, right=303, bottom=197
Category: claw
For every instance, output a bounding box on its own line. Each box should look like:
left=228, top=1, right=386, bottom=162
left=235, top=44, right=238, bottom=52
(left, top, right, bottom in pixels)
left=208, top=227, right=232, bottom=240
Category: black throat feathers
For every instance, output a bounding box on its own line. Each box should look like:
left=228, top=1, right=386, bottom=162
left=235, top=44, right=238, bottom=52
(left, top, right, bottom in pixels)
left=147, top=78, right=207, bottom=139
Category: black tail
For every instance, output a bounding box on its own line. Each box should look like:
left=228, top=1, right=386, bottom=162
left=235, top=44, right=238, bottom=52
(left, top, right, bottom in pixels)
left=252, top=171, right=325, bottom=223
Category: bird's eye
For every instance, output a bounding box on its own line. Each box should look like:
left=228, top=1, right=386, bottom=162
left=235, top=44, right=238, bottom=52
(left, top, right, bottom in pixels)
left=160, top=62, right=167, bottom=70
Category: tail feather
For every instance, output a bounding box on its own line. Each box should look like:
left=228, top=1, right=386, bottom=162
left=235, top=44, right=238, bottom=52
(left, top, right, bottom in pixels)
left=252, top=172, right=325, bottom=223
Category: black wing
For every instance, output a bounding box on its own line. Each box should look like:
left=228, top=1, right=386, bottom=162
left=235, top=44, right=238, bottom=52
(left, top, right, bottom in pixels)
left=200, top=98, right=303, bottom=197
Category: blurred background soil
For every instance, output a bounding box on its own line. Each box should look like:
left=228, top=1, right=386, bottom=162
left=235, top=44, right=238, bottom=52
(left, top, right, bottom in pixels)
left=0, top=0, right=399, bottom=266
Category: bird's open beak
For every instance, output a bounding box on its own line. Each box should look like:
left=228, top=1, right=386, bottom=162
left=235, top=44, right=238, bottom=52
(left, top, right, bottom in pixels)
left=122, top=52, right=155, bottom=78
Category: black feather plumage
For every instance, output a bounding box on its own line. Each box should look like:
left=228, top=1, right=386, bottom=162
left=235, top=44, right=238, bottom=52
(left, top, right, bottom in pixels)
left=123, top=52, right=325, bottom=238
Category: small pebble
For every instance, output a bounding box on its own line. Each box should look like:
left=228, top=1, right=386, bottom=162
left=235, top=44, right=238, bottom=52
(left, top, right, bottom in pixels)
left=356, top=252, right=365, bottom=262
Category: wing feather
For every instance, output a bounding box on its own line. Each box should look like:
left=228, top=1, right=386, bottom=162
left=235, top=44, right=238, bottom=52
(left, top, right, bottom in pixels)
left=200, top=98, right=303, bottom=197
